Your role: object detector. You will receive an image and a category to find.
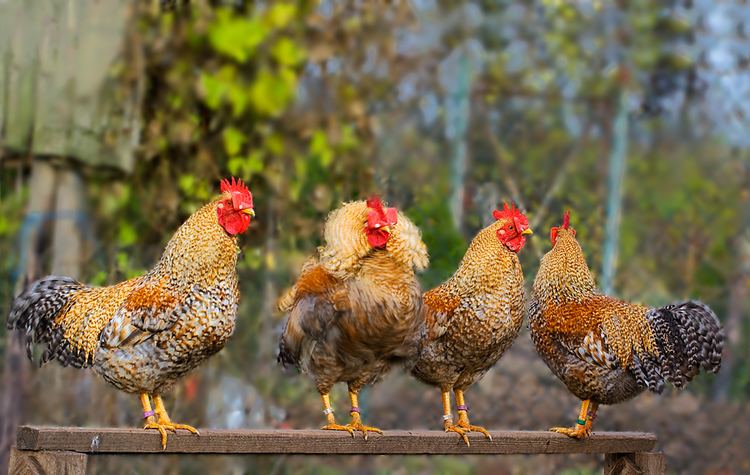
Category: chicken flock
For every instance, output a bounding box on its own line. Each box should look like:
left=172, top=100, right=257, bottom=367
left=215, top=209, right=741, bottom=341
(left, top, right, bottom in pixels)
left=7, top=178, right=724, bottom=448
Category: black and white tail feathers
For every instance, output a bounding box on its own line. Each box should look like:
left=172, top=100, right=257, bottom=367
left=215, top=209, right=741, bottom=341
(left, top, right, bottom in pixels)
left=6, top=275, right=90, bottom=368
left=632, top=300, right=723, bottom=393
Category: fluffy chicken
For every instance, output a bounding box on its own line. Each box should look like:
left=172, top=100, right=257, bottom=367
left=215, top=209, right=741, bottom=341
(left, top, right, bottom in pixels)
left=529, top=211, right=724, bottom=438
left=277, top=197, right=428, bottom=438
left=7, top=177, right=255, bottom=448
left=411, top=203, right=532, bottom=446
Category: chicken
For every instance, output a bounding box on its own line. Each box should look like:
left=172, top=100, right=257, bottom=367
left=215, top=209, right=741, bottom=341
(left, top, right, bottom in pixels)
left=411, top=203, right=532, bottom=446
left=277, top=197, right=428, bottom=438
left=529, top=211, right=724, bottom=439
left=7, top=177, right=255, bottom=449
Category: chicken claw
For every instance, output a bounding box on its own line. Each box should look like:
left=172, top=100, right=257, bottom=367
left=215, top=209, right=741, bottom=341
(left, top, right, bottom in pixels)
left=550, top=425, right=591, bottom=439
left=159, top=421, right=200, bottom=435
left=346, top=412, right=382, bottom=440
left=456, top=418, right=492, bottom=441
left=322, top=423, right=356, bottom=437
left=550, top=399, right=596, bottom=439
left=151, top=394, right=200, bottom=447
left=453, top=391, right=492, bottom=442
left=444, top=421, right=471, bottom=447
left=143, top=421, right=170, bottom=449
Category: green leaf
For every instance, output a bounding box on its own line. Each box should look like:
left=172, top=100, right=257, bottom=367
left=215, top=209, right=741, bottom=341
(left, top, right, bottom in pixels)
left=222, top=127, right=246, bottom=155
left=209, top=9, right=266, bottom=63
left=178, top=174, right=196, bottom=194
left=116, top=251, right=129, bottom=272
left=246, top=151, right=265, bottom=173
left=310, top=130, right=333, bottom=167
left=228, top=151, right=265, bottom=177
left=265, top=132, right=285, bottom=155
left=118, top=222, right=137, bottom=246
left=340, top=125, right=359, bottom=150
left=265, top=3, right=296, bottom=29
left=250, top=67, right=297, bottom=116
left=0, top=213, right=9, bottom=236
left=243, top=247, right=263, bottom=270
left=228, top=82, right=250, bottom=117
left=272, top=37, right=306, bottom=66
left=89, top=271, right=108, bottom=287
left=200, top=72, right=227, bottom=110
left=227, top=157, right=245, bottom=176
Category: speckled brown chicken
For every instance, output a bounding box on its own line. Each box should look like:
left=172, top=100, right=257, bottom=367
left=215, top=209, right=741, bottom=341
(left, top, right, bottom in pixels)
left=7, top=178, right=255, bottom=448
left=277, top=197, right=428, bottom=438
left=529, top=211, right=724, bottom=439
left=411, top=203, right=532, bottom=446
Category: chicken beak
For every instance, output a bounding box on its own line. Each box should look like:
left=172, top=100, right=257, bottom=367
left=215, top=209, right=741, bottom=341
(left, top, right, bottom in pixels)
left=242, top=208, right=256, bottom=217
left=522, top=228, right=533, bottom=236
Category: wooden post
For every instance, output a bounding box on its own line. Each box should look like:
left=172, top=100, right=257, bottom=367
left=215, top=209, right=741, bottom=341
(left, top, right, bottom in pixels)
left=604, top=452, right=666, bottom=475
left=8, top=447, right=88, bottom=475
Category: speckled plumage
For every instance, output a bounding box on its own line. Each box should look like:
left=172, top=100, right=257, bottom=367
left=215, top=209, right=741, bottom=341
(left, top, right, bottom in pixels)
left=411, top=218, right=526, bottom=392
left=278, top=200, right=428, bottom=395
left=529, top=227, right=724, bottom=406
left=8, top=198, right=242, bottom=395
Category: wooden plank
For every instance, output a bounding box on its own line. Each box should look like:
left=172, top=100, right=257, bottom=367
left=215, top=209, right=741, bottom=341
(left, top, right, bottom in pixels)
left=9, top=447, right=87, bottom=475
left=16, top=426, right=656, bottom=455
left=604, top=452, right=666, bottom=475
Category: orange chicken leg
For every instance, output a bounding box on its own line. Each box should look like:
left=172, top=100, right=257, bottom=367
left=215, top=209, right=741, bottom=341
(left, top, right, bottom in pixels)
left=550, top=399, right=599, bottom=439
left=441, top=390, right=470, bottom=447
left=320, top=393, right=355, bottom=436
left=454, top=389, right=492, bottom=441
left=345, top=387, right=382, bottom=440
left=142, top=393, right=199, bottom=449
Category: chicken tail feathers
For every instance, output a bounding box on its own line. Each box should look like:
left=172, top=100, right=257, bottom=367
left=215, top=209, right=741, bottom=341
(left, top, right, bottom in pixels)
left=277, top=295, right=337, bottom=372
left=6, top=275, right=89, bottom=368
left=633, top=300, right=723, bottom=393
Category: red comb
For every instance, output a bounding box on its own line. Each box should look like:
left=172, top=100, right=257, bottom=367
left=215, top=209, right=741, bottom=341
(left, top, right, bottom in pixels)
left=366, top=195, right=385, bottom=214
left=562, top=210, right=571, bottom=229
left=366, top=195, right=398, bottom=226
left=492, top=202, right=524, bottom=221
left=220, top=177, right=250, bottom=196
left=551, top=210, right=575, bottom=244
left=220, top=177, right=253, bottom=211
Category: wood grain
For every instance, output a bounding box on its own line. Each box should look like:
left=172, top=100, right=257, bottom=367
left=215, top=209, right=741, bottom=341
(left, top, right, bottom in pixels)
left=9, top=447, right=87, bottom=475
left=16, top=426, right=656, bottom=455
left=604, top=452, right=666, bottom=475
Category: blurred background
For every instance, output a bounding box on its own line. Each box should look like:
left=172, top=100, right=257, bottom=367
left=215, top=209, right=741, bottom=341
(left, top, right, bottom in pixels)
left=0, top=0, right=748, bottom=473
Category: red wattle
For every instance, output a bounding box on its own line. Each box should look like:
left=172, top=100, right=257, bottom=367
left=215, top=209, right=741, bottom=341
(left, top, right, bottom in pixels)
left=218, top=208, right=251, bottom=235
left=367, top=229, right=390, bottom=249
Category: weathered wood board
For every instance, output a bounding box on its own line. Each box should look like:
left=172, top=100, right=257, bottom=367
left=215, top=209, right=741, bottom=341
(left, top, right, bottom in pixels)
left=16, top=426, right=656, bottom=455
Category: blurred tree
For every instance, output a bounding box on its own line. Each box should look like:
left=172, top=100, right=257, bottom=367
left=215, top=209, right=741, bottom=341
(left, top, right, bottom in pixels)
left=1, top=0, right=749, bottom=472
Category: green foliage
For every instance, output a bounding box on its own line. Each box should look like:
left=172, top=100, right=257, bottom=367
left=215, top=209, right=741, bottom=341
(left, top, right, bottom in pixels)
left=408, top=195, right=467, bottom=289
left=208, top=9, right=266, bottom=63
left=1, top=5, right=749, bottom=474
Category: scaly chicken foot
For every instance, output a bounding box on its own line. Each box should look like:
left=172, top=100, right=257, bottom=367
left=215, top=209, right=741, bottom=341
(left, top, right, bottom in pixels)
left=345, top=390, right=382, bottom=440
left=454, top=390, right=492, bottom=441
left=140, top=393, right=169, bottom=450
left=153, top=394, right=200, bottom=435
left=320, top=393, right=355, bottom=437
left=442, top=390, right=470, bottom=447
left=141, top=394, right=200, bottom=449
left=550, top=399, right=598, bottom=439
